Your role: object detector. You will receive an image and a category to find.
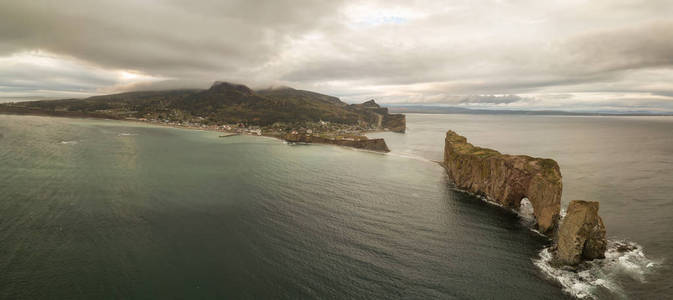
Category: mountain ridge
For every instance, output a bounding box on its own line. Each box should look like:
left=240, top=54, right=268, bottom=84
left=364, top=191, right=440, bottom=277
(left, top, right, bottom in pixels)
left=0, top=81, right=406, bottom=132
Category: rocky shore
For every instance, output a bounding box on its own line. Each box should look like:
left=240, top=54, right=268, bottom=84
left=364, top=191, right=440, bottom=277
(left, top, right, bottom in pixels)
left=442, top=130, right=606, bottom=266
left=0, top=81, right=406, bottom=153
left=280, top=132, right=390, bottom=152
left=0, top=109, right=395, bottom=153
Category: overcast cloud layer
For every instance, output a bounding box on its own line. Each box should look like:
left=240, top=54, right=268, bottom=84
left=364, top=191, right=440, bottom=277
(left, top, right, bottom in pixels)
left=1, top=0, right=672, bottom=112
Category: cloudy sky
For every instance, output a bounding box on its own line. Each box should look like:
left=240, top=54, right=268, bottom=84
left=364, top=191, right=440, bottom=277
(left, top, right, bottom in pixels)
left=1, top=0, right=672, bottom=112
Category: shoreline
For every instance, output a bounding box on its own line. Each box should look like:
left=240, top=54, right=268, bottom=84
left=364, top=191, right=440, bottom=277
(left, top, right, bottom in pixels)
left=0, top=111, right=395, bottom=153
left=2, top=110, right=662, bottom=299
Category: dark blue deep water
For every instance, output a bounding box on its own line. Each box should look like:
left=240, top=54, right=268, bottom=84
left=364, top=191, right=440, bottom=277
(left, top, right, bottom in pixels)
left=2, top=114, right=671, bottom=299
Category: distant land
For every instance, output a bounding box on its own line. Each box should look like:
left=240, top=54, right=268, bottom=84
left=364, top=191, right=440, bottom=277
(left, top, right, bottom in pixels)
left=0, top=81, right=405, bottom=131
left=0, top=81, right=406, bottom=152
left=387, top=105, right=673, bottom=116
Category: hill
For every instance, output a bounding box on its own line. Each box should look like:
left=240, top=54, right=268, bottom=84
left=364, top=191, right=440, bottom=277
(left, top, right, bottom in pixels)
left=0, top=82, right=406, bottom=132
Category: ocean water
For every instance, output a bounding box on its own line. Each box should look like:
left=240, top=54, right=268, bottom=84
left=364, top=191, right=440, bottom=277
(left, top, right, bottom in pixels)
left=0, top=114, right=670, bottom=299
left=370, top=114, right=673, bottom=299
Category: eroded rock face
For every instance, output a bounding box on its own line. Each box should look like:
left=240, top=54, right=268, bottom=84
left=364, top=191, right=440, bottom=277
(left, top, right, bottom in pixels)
left=555, top=200, right=607, bottom=266
left=282, top=133, right=390, bottom=152
left=443, top=130, right=562, bottom=234
left=383, top=114, right=406, bottom=133
left=350, top=99, right=406, bottom=133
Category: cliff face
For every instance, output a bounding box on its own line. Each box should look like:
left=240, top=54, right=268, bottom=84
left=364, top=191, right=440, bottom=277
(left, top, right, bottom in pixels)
left=382, top=114, right=406, bottom=133
left=282, top=133, right=390, bottom=152
left=351, top=99, right=406, bottom=133
left=554, top=200, right=607, bottom=266
left=443, top=130, right=562, bottom=234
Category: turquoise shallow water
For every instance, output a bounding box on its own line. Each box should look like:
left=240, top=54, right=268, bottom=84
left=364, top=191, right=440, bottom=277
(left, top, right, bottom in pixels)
left=1, top=114, right=671, bottom=298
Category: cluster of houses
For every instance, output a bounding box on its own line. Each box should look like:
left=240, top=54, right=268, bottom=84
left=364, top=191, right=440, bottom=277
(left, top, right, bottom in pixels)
left=132, top=117, right=263, bottom=136
left=133, top=116, right=373, bottom=139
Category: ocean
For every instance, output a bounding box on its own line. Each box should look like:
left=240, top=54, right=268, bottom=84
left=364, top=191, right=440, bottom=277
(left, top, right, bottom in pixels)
left=1, top=114, right=670, bottom=299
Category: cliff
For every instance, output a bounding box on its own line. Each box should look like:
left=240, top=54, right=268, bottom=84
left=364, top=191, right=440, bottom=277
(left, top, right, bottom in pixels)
left=383, top=114, right=406, bottom=133
left=351, top=99, right=406, bottom=133
left=281, top=133, right=390, bottom=152
left=553, top=200, right=607, bottom=266
left=443, top=130, right=562, bottom=234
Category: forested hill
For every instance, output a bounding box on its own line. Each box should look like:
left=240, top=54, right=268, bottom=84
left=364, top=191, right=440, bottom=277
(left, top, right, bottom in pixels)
left=0, top=81, right=405, bottom=132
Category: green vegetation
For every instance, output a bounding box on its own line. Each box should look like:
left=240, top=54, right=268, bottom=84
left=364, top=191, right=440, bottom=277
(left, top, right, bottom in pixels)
left=0, top=82, right=406, bottom=133
left=446, top=130, right=561, bottom=175
left=446, top=131, right=501, bottom=158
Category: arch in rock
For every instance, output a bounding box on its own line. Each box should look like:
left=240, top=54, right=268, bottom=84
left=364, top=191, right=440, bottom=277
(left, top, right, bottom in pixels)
left=443, top=130, right=562, bottom=233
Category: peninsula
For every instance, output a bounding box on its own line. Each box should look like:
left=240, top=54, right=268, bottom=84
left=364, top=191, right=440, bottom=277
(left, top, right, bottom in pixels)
left=0, top=82, right=405, bottom=152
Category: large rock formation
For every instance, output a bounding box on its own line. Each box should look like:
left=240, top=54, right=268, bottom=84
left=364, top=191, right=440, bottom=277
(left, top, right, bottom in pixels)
left=282, top=133, right=390, bottom=152
left=382, top=114, right=406, bottom=133
left=443, top=130, right=562, bottom=234
left=352, top=100, right=406, bottom=133
left=554, top=200, right=607, bottom=266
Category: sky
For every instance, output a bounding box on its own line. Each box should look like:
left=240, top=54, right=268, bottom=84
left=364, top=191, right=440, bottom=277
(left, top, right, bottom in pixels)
left=1, top=0, right=672, bottom=112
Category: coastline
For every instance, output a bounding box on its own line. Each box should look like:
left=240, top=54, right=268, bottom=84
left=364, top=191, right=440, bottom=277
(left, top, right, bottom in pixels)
left=2, top=110, right=666, bottom=299
left=0, top=111, right=394, bottom=153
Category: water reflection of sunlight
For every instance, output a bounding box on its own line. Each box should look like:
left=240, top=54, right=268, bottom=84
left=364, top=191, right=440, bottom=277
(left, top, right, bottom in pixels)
left=116, top=132, right=139, bottom=170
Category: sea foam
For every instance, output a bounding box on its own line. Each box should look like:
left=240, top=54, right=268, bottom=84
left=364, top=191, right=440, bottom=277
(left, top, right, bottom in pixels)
left=502, top=193, right=657, bottom=299
left=419, top=168, right=658, bottom=299
left=118, top=132, right=139, bottom=136
left=534, top=240, right=658, bottom=299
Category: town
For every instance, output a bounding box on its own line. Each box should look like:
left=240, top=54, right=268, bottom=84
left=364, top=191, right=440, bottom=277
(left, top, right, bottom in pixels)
left=130, top=116, right=381, bottom=145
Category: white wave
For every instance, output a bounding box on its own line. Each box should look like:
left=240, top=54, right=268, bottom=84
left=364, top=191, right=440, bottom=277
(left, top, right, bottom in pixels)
left=253, top=135, right=278, bottom=141
left=534, top=240, right=659, bottom=299
left=448, top=186, right=659, bottom=299
left=118, top=132, right=138, bottom=136
left=449, top=187, right=503, bottom=207
left=59, top=140, right=78, bottom=145
left=349, top=147, right=388, bottom=155
left=449, top=188, right=553, bottom=238
left=479, top=195, right=504, bottom=207
left=517, top=198, right=536, bottom=226
left=386, top=151, right=433, bottom=163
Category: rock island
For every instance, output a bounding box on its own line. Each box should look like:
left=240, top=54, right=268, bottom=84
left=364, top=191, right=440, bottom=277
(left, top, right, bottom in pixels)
left=443, top=130, right=562, bottom=234
left=442, top=130, right=607, bottom=266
